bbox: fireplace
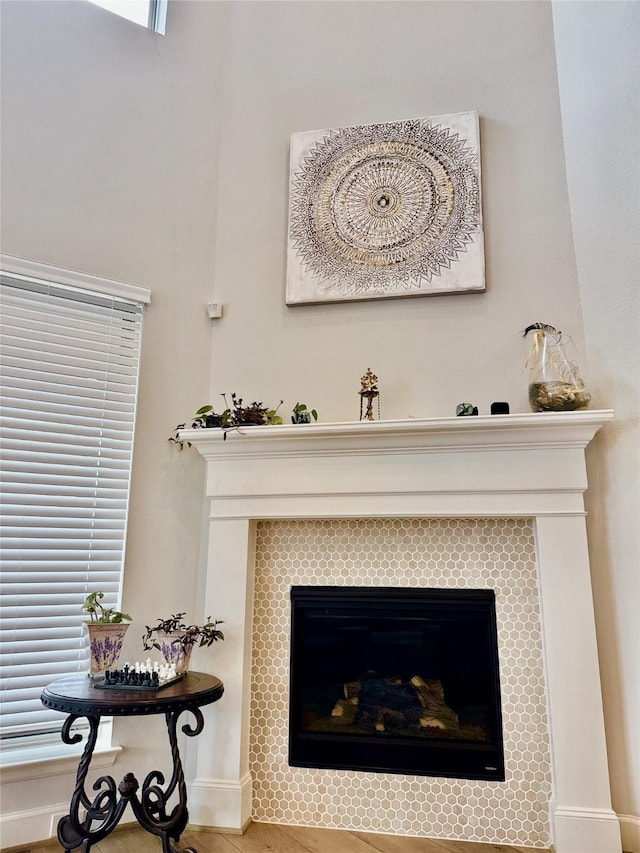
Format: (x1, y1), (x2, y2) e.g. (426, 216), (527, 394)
(289, 586), (504, 781)
(182, 411), (621, 853)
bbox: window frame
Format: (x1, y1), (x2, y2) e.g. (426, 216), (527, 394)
(149, 0), (167, 35)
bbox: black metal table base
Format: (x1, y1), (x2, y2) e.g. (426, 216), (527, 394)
(57, 707), (203, 853)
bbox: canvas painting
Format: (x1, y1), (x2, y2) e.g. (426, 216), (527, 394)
(286, 111), (485, 305)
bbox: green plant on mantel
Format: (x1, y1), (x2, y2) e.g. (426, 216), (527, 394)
(291, 402), (318, 424)
(170, 393), (318, 449)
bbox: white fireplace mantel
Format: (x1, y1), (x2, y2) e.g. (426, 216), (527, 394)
(182, 411), (622, 853)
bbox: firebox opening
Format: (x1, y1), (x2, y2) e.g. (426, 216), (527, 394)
(289, 586), (505, 782)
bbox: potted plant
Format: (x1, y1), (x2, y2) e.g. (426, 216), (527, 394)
(291, 402), (318, 424)
(169, 393), (284, 448)
(82, 591), (132, 678)
(142, 613), (224, 675)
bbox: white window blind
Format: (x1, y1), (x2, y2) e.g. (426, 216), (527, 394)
(0, 270), (145, 740)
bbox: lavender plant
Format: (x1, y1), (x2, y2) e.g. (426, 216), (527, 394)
(90, 633), (125, 670)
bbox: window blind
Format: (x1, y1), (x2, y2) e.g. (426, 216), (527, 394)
(0, 273), (144, 739)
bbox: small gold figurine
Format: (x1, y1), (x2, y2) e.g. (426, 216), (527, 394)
(359, 368), (381, 421)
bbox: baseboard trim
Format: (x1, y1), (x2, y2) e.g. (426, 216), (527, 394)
(0, 810), (138, 853)
(0, 801), (69, 850)
(1, 796), (635, 853)
(188, 773), (252, 833)
(619, 813), (640, 853)
(189, 817), (252, 836)
(552, 805), (623, 853)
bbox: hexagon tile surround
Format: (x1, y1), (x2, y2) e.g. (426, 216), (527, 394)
(250, 518), (552, 848)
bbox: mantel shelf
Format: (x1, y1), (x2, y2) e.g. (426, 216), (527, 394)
(180, 410), (614, 460)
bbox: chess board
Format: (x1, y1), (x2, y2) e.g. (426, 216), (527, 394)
(93, 668), (184, 691)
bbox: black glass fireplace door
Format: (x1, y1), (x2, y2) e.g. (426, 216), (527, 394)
(289, 586), (505, 782)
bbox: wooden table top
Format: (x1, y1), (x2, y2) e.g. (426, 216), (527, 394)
(41, 671), (224, 717)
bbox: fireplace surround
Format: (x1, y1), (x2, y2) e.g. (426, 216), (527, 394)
(181, 411), (621, 853)
(250, 516), (546, 844)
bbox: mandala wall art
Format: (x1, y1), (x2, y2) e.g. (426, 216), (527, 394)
(286, 112), (485, 305)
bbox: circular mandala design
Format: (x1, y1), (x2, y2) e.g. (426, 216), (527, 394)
(289, 119), (481, 295)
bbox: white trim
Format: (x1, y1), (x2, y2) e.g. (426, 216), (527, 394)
(0, 745), (121, 784)
(619, 813), (640, 853)
(0, 254), (151, 304)
(551, 806), (623, 853)
(0, 801), (72, 849)
(0, 718), (120, 782)
(150, 0), (167, 35)
(188, 773), (253, 833)
(179, 410), (614, 457)
(0, 745), (121, 849)
(181, 411), (614, 523)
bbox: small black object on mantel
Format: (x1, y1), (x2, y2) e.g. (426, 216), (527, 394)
(490, 402), (510, 415)
(456, 403), (478, 416)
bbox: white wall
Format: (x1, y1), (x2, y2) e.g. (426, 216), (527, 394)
(553, 3), (640, 849)
(210, 0), (584, 421)
(0, 0), (229, 844)
(0, 0), (637, 847)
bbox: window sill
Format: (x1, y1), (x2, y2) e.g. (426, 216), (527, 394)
(1, 725), (122, 783)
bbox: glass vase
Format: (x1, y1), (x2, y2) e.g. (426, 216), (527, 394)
(523, 323), (591, 412)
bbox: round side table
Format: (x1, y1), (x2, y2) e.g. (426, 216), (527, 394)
(41, 671), (224, 853)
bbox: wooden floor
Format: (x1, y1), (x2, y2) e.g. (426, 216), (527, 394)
(15, 822), (549, 853)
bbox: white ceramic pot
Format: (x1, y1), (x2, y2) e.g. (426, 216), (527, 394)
(85, 622), (129, 677)
(156, 631), (194, 675)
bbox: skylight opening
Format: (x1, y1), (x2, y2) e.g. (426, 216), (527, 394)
(86, 0), (167, 35)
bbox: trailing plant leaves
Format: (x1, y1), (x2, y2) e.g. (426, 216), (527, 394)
(170, 394), (317, 447)
(142, 613), (224, 650)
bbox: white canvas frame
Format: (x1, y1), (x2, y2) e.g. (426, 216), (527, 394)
(286, 112), (485, 305)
